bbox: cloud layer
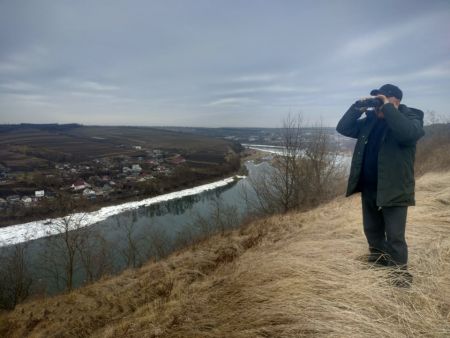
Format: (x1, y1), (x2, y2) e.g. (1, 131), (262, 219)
(1, 0), (449, 127)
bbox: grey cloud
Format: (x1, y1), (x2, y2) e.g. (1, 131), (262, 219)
(0, 0), (449, 127)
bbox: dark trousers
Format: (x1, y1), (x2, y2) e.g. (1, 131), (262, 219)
(361, 189), (408, 266)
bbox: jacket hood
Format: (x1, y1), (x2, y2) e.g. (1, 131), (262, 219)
(399, 104), (424, 119)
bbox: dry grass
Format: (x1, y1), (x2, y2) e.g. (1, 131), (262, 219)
(416, 123), (450, 175)
(1, 171), (450, 337)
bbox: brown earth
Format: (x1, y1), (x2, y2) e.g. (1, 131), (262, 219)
(0, 125), (237, 169)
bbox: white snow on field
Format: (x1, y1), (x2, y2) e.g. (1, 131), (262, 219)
(242, 143), (285, 155)
(0, 175), (245, 247)
(243, 144), (351, 166)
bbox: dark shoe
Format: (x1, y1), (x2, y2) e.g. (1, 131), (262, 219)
(367, 253), (390, 266)
(389, 270), (413, 288)
(357, 252), (389, 267)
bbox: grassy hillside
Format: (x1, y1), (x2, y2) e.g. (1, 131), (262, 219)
(1, 170), (449, 337)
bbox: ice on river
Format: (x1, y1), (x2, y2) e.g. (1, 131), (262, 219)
(0, 175), (244, 247)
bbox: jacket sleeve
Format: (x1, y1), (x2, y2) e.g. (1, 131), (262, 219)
(336, 104), (366, 139)
(381, 103), (425, 145)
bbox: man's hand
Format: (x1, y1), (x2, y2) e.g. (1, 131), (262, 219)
(375, 94), (389, 104)
(375, 94), (400, 108)
(357, 97), (373, 103)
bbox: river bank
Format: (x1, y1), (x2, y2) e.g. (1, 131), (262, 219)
(0, 164), (244, 227)
(0, 174), (245, 247)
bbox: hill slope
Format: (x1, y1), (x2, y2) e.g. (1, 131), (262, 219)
(1, 172), (450, 337)
(0, 124), (237, 170)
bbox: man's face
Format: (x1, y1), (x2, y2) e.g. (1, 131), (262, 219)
(388, 96), (401, 108)
(375, 95), (401, 118)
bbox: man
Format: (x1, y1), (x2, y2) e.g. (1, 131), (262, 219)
(336, 84), (425, 286)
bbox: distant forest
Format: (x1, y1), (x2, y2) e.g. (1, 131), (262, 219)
(0, 123), (83, 133)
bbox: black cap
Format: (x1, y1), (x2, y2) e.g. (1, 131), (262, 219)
(370, 84), (403, 100)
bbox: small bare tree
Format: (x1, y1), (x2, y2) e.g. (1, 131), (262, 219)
(172, 197), (240, 251)
(246, 113), (304, 214)
(41, 213), (89, 291)
(211, 197), (240, 235)
(114, 216), (142, 268)
(245, 114), (345, 215)
(0, 243), (33, 309)
(424, 110), (450, 125)
(173, 223), (196, 250)
(78, 230), (113, 283)
(191, 197), (240, 237)
(143, 224), (170, 260)
(299, 122), (345, 207)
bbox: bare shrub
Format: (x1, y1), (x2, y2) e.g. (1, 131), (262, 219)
(40, 214), (90, 291)
(78, 230), (113, 283)
(424, 110), (450, 126)
(246, 114), (346, 215)
(173, 225), (197, 251)
(210, 197), (240, 234)
(114, 216), (143, 268)
(240, 231), (264, 250)
(0, 244), (33, 309)
(214, 245), (239, 264)
(416, 121), (450, 175)
(154, 277), (174, 300)
(172, 197), (241, 253)
(191, 197), (240, 238)
(297, 122), (346, 208)
(143, 223), (171, 260)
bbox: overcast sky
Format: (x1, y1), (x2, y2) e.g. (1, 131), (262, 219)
(1, 0), (449, 127)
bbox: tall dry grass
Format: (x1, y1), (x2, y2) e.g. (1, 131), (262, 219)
(416, 123), (450, 175)
(1, 171), (449, 337)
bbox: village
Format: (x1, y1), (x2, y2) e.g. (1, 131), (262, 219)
(0, 146), (197, 225)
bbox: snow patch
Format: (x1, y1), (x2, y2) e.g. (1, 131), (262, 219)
(0, 175), (245, 247)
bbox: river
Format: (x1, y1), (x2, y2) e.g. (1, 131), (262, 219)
(0, 161), (268, 294)
(0, 149), (350, 295)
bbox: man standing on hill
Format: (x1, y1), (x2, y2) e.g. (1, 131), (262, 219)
(336, 84), (425, 287)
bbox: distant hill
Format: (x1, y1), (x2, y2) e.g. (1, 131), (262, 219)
(0, 124), (241, 169)
(0, 123), (83, 133)
(156, 126), (338, 146)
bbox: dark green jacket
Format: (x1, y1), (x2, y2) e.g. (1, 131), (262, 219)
(336, 103), (425, 207)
